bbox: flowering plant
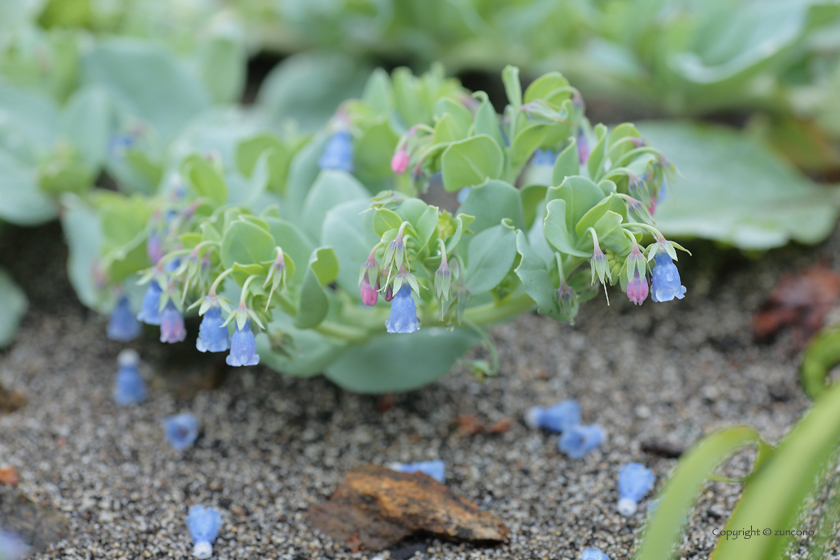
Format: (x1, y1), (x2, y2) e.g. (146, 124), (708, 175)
(78, 65), (686, 393)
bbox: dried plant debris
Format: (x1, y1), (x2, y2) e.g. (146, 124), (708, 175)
(753, 264), (840, 345)
(307, 464), (509, 551)
(0, 487), (68, 554)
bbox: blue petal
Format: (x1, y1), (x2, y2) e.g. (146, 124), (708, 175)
(581, 548), (610, 560)
(618, 462), (655, 503)
(137, 282), (163, 325)
(197, 307), (230, 353)
(650, 252), (686, 302)
(526, 400), (580, 433)
(187, 505), (222, 559)
(107, 297), (141, 341)
(163, 413), (199, 450)
(160, 302), (186, 343)
(558, 424), (605, 459)
(318, 131), (354, 172)
(114, 350), (147, 406)
(226, 320), (259, 367)
(385, 284), (419, 334)
(0, 530), (29, 560)
(389, 460), (445, 483)
(532, 149), (557, 167)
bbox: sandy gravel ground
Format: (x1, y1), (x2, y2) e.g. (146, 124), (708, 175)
(0, 224), (836, 560)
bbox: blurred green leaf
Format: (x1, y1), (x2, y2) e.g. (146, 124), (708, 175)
(257, 51), (371, 132)
(0, 267), (27, 348)
(59, 86), (111, 170)
(711, 381), (840, 560)
(0, 149), (57, 225)
(457, 179), (524, 233)
(183, 153), (228, 206)
(295, 246), (338, 329)
(636, 426), (768, 560)
(60, 194), (100, 309)
(257, 313), (348, 377)
(321, 199), (379, 297)
(643, 121), (840, 249)
(800, 325), (840, 399)
(81, 39), (210, 144)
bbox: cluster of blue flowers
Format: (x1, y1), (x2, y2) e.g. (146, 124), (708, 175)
(526, 399), (605, 459)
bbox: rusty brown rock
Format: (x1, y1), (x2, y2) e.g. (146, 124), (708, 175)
(306, 464), (509, 550)
(0, 466), (18, 487)
(0, 382), (26, 414)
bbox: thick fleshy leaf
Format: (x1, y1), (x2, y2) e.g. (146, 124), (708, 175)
(256, 51), (371, 132)
(321, 199), (379, 296)
(0, 268), (27, 348)
(458, 179), (525, 233)
(81, 39), (210, 144)
(0, 149), (57, 225)
(441, 135), (503, 192)
(642, 121), (840, 249)
(295, 247), (339, 329)
(301, 170), (370, 241)
(514, 231), (557, 317)
(324, 328), (480, 394)
(221, 219), (277, 269)
(60, 194), (101, 310)
(257, 314), (348, 377)
(464, 224), (517, 296)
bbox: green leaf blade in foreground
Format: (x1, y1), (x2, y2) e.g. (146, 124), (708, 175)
(636, 426), (767, 560)
(294, 247), (339, 330)
(0, 268), (27, 348)
(640, 121), (840, 249)
(800, 325), (840, 400)
(324, 328), (480, 394)
(710, 382), (840, 560)
(464, 224), (517, 296)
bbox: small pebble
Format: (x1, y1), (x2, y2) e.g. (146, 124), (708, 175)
(387, 460), (445, 483)
(558, 424), (605, 459)
(187, 505), (222, 558)
(617, 462), (655, 516)
(114, 349), (147, 405)
(163, 413), (200, 450)
(525, 400), (580, 432)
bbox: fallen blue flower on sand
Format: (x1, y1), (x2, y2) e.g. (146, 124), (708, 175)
(581, 548), (610, 560)
(387, 460), (445, 483)
(163, 413), (200, 450)
(187, 505), (222, 558)
(0, 530), (29, 560)
(525, 400), (580, 433)
(114, 349), (147, 405)
(558, 424), (606, 459)
(617, 462), (656, 515)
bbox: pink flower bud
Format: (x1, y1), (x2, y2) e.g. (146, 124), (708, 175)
(361, 277), (379, 306)
(626, 272), (649, 305)
(391, 148), (410, 174)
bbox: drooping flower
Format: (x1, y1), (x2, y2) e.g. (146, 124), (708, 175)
(391, 146), (410, 174)
(318, 131), (354, 172)
(160, 301), (187, 343)
(147, 231), (163, 264)
(434, 257), (452, 301)
(114, 349), (147, 405)
(558, 424), (606, 459)
(360, 276), (379, 306)
(0, 530), (28, 560)
(532, 149), (557, 167)
(650, 251), (686, 302)
(617, 462), (656, 516)
(163, 413), (199, 450)
(525, 400), (581, 433)
(196, 307), (230, 353)
(107, 296), (142, 342)
(187, 505), (222, 559)
(581, 548), (610, 560)
(137, 281), (163, 325)
(626, 272), (649, 305)
(557, 283), (578, 320)
(384, 284), (394, 302)
(226, 319), (259, 367)
(577, 128), (590, 164)
(385, 284), (419, 334)
(388, 460), (445, 483)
